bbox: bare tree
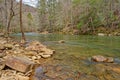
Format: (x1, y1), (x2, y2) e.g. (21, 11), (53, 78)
(20, 0), (26, 42)
(6, 0), (15, 37)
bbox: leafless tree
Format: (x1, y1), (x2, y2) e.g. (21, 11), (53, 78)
(20, 0), (26, 42)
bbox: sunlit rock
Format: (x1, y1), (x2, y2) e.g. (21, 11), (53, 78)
(32, 56), (37, 60)
(41, 54), (51, 58)
(58, 40), (65, 43)
(106, 57), (114, 63)
(4, 44), (14, 50)
(92, 55), (107, 62)
(17, 75), (29, 80)
(37, 56), (41, 60)
(98, 33), (106, 36)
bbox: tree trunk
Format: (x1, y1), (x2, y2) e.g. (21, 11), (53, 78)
(6, 0), (14, 37)
(5, 0), (8, 32)
(20, 0), (26, 42)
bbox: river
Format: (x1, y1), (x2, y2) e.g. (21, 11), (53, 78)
(12, 33), (120, 80)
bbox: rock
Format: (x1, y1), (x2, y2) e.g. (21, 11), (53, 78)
(38, 53), (44, 56)
(14, 44), (20, 47)
(25, 41), (46, 51)
(0, 41), (7, 44)
(25, 51), (37, 56)
(0, 33), (4, 37)
(98, 33), (106, 36)
(0, 45), (5, 50)
(35, 66), (45, 76)
(108, 34), (112, 36)
(37, 56), (41, 60)
(4, 44), (13, 49)
(58, 40), (65, 43)
(32, 56), (37, 60)
(0, 58), (5, 70)
(106, 57), (114, 63)
(0, 50), (3, 53)
(0, 53), (6, 58)
(116, 33), (120, 36)
(92, 55), (107, 62)
(41, 31), (49, 34)
(44, 49), (55, 55)
(17, 75), (29, 80)
(111, 66), (120, 73)
(6, 56), (35, 73)
(73, 29), (80, 35)
(41, 54), (51, 58)
(34, 66), (46, 80)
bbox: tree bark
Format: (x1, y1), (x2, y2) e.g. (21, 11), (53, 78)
(20, 0), (26, 42)
(6, 0), (15, 37)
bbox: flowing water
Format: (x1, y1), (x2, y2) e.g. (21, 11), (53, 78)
(12, 33), (120, 80)
(13, 33), (120, 57)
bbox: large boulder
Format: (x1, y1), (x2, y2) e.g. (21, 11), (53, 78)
(6, 56), (35, 73)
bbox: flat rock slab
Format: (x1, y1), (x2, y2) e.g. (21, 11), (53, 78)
(6, 56), (35, 73)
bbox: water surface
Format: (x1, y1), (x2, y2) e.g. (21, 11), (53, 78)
(13, 33), (120, 58)
(13, 33), (120, 78)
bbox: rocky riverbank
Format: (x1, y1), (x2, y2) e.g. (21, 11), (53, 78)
(0, 37), (54, 80)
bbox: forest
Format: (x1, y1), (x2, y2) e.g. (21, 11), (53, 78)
(0, 0), (120, 36)
(0, 0), (120, 80)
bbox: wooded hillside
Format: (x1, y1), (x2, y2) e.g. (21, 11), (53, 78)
(0, 0), (120, 35)
(0, 0), (38, 33)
